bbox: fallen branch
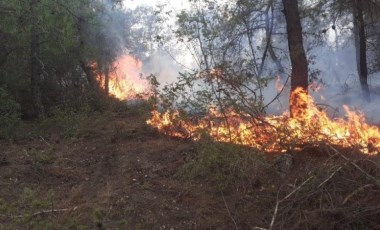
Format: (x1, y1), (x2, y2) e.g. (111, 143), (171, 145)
(281, 176), (314, 202)
(342, 184), (374, 205)
(0, 206), (78, 219)
(221, 190), (239, 230)
(325, 144), (380, 187)
(318, 166), (343, 188)
(40, 136), (51, 146)
(268, 195), (279, 230)
(268, 175), (314, 230)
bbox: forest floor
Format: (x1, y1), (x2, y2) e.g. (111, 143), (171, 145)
(1, 105), (380, 229)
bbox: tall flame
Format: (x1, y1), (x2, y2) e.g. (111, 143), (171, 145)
(96, 55), (150, 100)
(147, 88), (380, 154)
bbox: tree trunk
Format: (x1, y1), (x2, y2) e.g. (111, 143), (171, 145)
(77, 17), (101, 92)
(352, 0), (370, 101)
(79, 60), (97, 85)
(30, 0), (44, 118)
(104, 64), (110, 96)
(264, 3), (286, 80)
(282, 0), (308, 117)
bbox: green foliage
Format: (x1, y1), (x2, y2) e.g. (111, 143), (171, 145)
(178, 138), (268, 189)
(0, 188), (58, 229)
(0, 0), (159, 118)
(28, 147), (54, 171)
(0, 87), (20, 140)
(155, 0), (279, 117)
(0, 187), (89, 228)
(44, 106), (92, 138)
(92, 208), (105, 229)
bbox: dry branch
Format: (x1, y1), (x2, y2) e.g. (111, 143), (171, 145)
(0, 206), (78, 219)
(221, 190), (239, 230)
(268, 175), (314, 229)
(325, 144), (380, 187)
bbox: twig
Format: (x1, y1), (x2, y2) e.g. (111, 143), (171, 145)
(281, 176), (314, 202)
(40, 136), (51, 146)
(0, 206), (78, 219)
(268, 175), (314, 229)
(342, 184), (374, 205)
(325, 144), (380, 187)
(221, 190), (239, 230)
(269, 195), (279, 230)
(318, 166), (343, 188)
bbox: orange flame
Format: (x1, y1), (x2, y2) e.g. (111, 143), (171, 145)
(96, 55), (150, 100)
(147, 87), (380, 154)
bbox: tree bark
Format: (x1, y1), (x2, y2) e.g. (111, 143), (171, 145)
(104, 64), (110, 96)
(30, 0), (44, 118)
(352, 0), (370, 101)
(282, 0), (308, 117)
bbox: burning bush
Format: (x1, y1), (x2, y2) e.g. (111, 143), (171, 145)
(147, 88), (380, 155)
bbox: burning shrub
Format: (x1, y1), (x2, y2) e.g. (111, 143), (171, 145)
(147, 88), (380, 155)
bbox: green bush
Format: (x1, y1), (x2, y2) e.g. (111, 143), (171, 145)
(178, 138), (268, 189)
(0, 87), (20, 140)
(48, 106), (91, 138)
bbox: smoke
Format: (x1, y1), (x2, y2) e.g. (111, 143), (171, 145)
(311, 42), (380, 124)
(101, 0), (380, 124)
(142, 49), (184, 86)
(263, 39), (380, 123)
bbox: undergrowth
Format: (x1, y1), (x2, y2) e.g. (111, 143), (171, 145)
(177, 137), (269, 189)
(0, 188), (79, 229)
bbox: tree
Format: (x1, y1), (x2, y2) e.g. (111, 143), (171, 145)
(0, 0), (150, 117)
(282, 0), (308, 116)
(30, 0), (45, 118)
(352, 0), (370, 101)
(309, 0), (379, 102)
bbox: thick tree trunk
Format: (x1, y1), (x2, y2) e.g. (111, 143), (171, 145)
(30, 0), (44, 118)
(352, 0), (370, 101)
(282, 0), (308, 117)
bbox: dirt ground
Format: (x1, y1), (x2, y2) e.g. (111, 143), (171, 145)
(1, 108), (380, 229)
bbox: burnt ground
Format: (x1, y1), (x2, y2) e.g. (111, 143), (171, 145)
(1, 107), (380, 229)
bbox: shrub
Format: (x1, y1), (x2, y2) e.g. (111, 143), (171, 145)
(47, 106), (91, 138)
(178, 138), (268, 189)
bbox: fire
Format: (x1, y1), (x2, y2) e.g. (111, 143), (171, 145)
(147, 88), (380, 154)
(96, 55), (150, 100)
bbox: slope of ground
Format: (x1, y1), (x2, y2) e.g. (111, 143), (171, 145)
(1, 106), (380, 229)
